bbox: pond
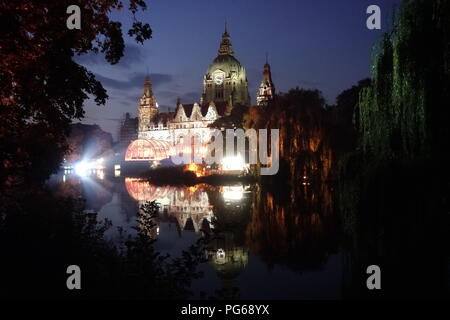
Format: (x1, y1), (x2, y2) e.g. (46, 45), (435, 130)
(48, 169), (344, 299)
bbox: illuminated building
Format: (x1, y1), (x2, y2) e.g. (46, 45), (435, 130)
(125, 26), (274, 161)
(201, 23), (250, 107)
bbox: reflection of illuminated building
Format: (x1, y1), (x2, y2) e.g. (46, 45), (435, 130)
(204, 185), (252, 298)
(124, 178), (213, 234)
(125, 178), (252, 298)
(124, 178), (173, 201)
(207, 240), (248, 279)
(206, 233), (249, 299)
(222, 185), (244, 202)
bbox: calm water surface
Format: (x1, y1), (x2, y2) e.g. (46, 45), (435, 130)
(49, 170), (344, 299)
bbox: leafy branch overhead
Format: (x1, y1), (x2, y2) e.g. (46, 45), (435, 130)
(0, 0), (152, 183)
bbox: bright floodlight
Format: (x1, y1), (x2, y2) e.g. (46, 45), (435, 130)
(222, 155), (245, 171)
(74, 161), (90, 177)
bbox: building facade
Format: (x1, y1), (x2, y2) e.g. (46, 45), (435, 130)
(256, 59), (275, 106)
(118, 112), (138, 147)
(125, 26), (275, 161)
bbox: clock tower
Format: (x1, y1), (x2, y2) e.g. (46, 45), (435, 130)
(202, 24), (250, 107)
(138, 76), (158, 131)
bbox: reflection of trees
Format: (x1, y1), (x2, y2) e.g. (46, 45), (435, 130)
(51, 175), (82, 199)
(0, 189), (206, 299)
(243, 88), (341, 272)
(246, 182), (340, 272)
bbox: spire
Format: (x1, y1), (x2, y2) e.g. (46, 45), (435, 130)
(257, 58), (275, 106)
(218, 24), (233, 56)
(143, 76), (152, 98)
(263, 53), (272, 80)
(138, 74), (158, 132)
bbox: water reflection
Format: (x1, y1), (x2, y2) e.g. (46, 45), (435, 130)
(49, 171), (343, 299)
(247, 183), (340, 271)
(125, 178), (214, 234)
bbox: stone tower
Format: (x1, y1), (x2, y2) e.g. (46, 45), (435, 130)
(138, 76), (158, 131)
(202, 24), (250, 107)
(256, 57), (275, 106)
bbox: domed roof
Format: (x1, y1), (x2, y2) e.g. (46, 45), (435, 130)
(206, 54), (244, 76)
(125, 139), (173, 161)
(206, 25), (245, 77)
(202, 26), (250, 106)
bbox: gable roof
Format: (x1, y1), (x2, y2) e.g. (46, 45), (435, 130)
(202, 101), (228, 117)
(180, 104), (194, 118)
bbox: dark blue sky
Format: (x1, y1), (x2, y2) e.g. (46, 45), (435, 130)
(79, 0), (400, 139)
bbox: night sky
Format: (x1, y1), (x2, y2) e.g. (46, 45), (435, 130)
(78, 0), (400, 139)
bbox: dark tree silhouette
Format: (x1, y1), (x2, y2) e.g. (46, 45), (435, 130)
(0, 0), (152, 184)
(339, 0), (450, 299)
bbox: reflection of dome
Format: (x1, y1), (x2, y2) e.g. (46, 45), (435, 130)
(206, 234), (249, 280)
(125, 139), (173, 161)
(125, 178), (172, 201)
(210, 247), (248, 280)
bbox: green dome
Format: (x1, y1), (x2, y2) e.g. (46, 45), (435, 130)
(206, 55), (244, 77)
(202, 27), (250, 106)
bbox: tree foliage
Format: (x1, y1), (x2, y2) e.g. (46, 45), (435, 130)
(0, 0), (152, 184)
(244, 89), (338, 190)
(338, 1), (450, 295)
(0, 190), (205, 299)
(357, 0), (450, 162)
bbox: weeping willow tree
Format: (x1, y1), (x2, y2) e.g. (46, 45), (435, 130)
(341, 0), (450, 232)
(358, 0), (450, 163)
(339, 0), (450, 298)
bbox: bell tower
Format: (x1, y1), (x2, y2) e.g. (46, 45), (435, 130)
(138, 76), (158, 131)
(256, 55), (275, 106)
